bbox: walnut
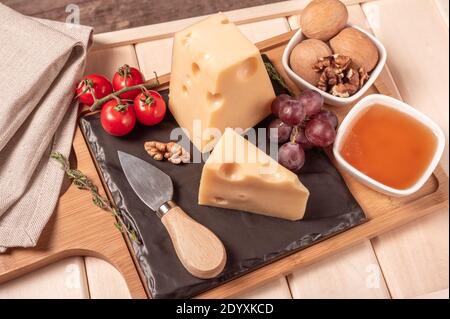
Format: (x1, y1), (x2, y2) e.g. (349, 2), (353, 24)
(314, 54), (351, 74)
(313, 56), (332, 72)
(313, 54), (369, 97)
(344, 67), (360, 96)
(317, 67), (336, 91)
(317, 74), (327, 91)
(333, 54), (352, 72)
(358, 67), (369, 88)
(144, 141), (190, 164)
(331, 83), (350, 98)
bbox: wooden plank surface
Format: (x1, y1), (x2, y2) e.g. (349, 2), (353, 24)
(238, 17), (291, 42)
(372, 212), (449, 298)
(84, 257), (131, 299)
(361, 0), (450, 299)
(288, 242), (390, 299)
(234, 277), (292, 299)
(91, 0), (373, 49)
(414, 288), (449, 299)
(2, 0), (286, 34)
(85, 45), (139, 80)
(135, 38), (173, 79)
(434, 0), (449, 28)
(0, 257), (89, 299)
(3, 0), (374, 36)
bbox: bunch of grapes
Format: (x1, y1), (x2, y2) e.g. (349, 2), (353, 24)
(268, 90), (338, 172)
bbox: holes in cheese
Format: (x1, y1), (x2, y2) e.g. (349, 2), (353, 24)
(192, 62), (200, 76)
(219, 163), (243, 181)
(182, 85), (188, 94)
(169, 13), (276, 153)
(237, 57), (258, 80)
(207, 92), (224, 110)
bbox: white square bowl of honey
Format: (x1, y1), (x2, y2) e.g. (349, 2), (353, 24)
(333, 94), (445, 197)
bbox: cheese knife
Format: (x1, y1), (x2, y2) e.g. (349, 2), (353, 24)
(118, 151), (227, 279)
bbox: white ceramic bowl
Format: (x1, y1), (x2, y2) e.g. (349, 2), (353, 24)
(282, 24), (387, 106)
(333, 94), (445, 197)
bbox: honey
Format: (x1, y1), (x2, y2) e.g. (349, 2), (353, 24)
(341, 104), (437, 190)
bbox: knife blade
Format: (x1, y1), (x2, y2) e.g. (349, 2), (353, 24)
(118, 151), (227, 279)
(118, 151), (173, 212)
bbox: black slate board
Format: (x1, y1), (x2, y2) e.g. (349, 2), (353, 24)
(79, 58), (367, 299)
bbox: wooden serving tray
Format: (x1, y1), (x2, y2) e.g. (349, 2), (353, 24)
(0, 20), (448, 299)
(95, 31), (449, 298)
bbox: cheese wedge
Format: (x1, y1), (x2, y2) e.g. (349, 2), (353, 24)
(169, 13), (275, 153)
(198, 129), (310, 221)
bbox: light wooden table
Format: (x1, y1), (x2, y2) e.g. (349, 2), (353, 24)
(0, 0), (448, 299)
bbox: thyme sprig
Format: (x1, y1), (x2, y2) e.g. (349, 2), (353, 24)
(264, 62), (294, 97)
(51, 152), (141, 244)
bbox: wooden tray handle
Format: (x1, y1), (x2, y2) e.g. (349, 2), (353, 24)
(161, 205), (227, 279)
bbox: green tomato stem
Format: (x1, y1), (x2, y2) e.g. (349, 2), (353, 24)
(89, 73), (160, 112)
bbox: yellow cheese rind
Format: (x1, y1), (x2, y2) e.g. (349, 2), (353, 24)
(169, 13), (275, 153)
(198, 129), (310, 221)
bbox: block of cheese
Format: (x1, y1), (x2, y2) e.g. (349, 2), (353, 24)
(169, 13), (275, 153)
(198, 129), (310, 221)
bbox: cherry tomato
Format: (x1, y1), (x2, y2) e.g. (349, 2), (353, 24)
(100, 100), (136, 136)
(133, 90), (167, 126)
(112, 64), (145, 100)
(76, 74), (113, 106)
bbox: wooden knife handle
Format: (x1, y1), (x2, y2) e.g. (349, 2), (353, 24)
(160, 205), (227, 279)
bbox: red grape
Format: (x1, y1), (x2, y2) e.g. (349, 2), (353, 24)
(271, 94), (292, 116)
(278, 142), (306, 172)
(268, 118), (292, 143)
(312, 110), (338, 129)
(305, 118), (336, 147)
(298, 89), (324, 117)
(293, 128), (314, 149)
(279, 100), (305, 126)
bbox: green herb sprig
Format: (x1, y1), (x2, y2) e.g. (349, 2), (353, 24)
(51, 152), (141, 244)
(264, 62), (295, 97)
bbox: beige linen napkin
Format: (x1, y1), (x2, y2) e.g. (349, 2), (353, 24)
(0, 4), (93, 252)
